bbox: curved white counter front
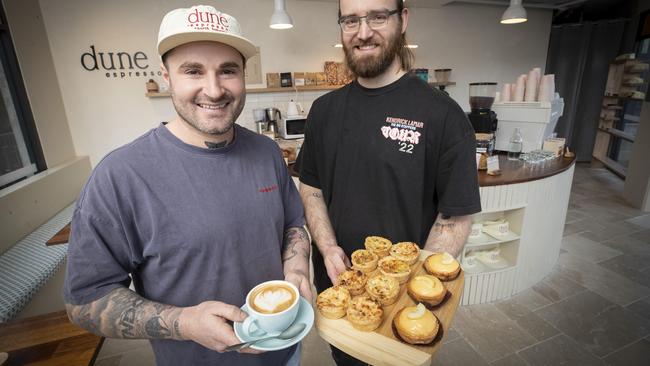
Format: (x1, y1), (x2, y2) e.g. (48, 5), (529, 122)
(460, 155), (575, 305)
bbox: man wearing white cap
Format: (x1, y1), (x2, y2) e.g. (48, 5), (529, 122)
(63, 5), (310, 365)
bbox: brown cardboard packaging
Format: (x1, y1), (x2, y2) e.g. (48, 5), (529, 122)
(266, 73), (280, 88)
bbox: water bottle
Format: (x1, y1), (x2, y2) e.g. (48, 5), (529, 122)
(507, 128), (523, 161)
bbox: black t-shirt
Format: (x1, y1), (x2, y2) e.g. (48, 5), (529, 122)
(299, 74), (481, 290)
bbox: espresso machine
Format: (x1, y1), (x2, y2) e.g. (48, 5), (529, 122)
(467, 82), (498, 156)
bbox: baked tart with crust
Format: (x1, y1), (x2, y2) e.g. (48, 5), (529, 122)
(336, 269), (368, 296)
(393, 303), (439, 344)
(347, 296), (383, 331)
(365, 274), (400, 306)
(364, 236), (393, 258)
(390, 242), (421, 265)
(378, 256), (411, 284)
(424, 252), (461, 281)
(316, 286), (351, 319)
(351, 249), (379, 273)
(407, 275), (447, 307)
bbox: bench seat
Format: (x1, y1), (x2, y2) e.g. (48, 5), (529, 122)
(0, 204), (74, 323)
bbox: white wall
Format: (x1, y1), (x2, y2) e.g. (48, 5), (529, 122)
(38, 0), (551, 167)
(1, 0), (91, 250)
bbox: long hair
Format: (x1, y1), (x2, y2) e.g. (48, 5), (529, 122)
(338, 0), (414, 72)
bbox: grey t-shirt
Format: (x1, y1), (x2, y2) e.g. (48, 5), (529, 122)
(64, 123), (304, 365)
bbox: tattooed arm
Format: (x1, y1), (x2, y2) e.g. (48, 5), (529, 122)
(282, 226), (312, 302)
(299, 183), (350, 285)
(65, 287), (259, 353)
(423, 213), (472, 257)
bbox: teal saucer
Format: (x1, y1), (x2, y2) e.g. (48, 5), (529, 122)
(234, 297), (314, 351)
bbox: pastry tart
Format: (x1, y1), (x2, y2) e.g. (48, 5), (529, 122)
(365, 274), (400, 306)
(389, 242), (421, 265)
(351, 249), (379, 273)
(316, 286), (351, 319)
(377, 257), (411, 284)
(424, 252), (461, 281)
(364, 236), (393, 258)
(407, 275), (447, 307)
(393, 303), (439, 344)
(346, 296), (383, 331)
(336, 269), (368, 296)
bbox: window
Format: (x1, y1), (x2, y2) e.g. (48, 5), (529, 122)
(0, 6), (45, 189)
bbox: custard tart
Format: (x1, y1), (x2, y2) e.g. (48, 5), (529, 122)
(393, 303), (439, 344)
(389, 242), (421, 265)
(346, 296), (383, 331)
(407, 275), (447, 307)
(364, 236), (393, 258)
(378, 256), (411, 284)
(316, 286), (351, 319)
(351, 249), (379, 273)
(365, 274), (400, 306)
(424, 252), (461, 281)
(336, 269), (368, 296)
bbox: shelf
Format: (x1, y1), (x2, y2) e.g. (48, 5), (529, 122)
(145, 91), (169, 98)
(592, 155), (627, 178)
(464, 263), (517, 277)
(603, 94), (645, 101)
(146, 81), (456, 98)
(466, 231), (520, 247)
(476, 204), (527, 214)
(145, 84), (341, 98)
(428, 81), (456, 87)
(598, 127), (635, 142)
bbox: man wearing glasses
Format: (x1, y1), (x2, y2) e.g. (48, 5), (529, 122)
(298, 0), (481, 364)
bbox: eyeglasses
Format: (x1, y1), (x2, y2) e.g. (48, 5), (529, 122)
(338, 9), (400, 33)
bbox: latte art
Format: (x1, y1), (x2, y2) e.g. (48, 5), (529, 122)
(249, 284), (297, 314)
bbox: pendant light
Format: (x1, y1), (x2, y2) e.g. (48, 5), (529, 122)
(270, 0), (293, 29)
(501, 0), (527, 24)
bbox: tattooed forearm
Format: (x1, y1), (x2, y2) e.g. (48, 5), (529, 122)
(66, 287), (184, 340)
(424, 214), (472, 257)
(282, 226), (311, 278)
(300, 184), (339, 252)
(283, 227), (310, 262)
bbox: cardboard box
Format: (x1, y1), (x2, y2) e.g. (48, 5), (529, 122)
(324, 61), (338, 85)
(280, 72), (293, 87)
(305, 72), (318, 86)
(336, 62), (353, 85)
(266, 73), (280, 88)
(316, 72), (327, 85)
(294, 72), (305, 86)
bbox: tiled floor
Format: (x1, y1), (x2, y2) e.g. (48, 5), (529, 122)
(95, 164), (650, 366)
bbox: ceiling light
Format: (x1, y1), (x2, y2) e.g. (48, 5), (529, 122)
(333, 43), (343, 48)
(501, 0), (527, 24)
(270, 0), (293, 29)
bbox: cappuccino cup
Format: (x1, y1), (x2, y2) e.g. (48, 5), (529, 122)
(243, 280), (300, 337)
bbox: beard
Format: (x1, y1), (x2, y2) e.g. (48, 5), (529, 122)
(343, 27), (403, 78)
(171, 91), (245, 136)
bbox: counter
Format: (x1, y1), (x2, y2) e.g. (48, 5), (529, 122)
(290, 153), (576, 305)
(464, 153), (575, 304)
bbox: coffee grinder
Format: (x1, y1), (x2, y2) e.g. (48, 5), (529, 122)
(467, 82), (498, 156)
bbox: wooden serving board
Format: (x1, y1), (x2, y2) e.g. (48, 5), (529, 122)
(315, 250), (464, 366)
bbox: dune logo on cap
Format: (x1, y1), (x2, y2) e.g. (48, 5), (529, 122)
(187, 8), (230, 32)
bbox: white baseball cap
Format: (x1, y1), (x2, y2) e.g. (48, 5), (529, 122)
(157, 5), (257, 60)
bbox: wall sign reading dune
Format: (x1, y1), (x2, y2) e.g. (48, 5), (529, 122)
(80, 45), (162, 79)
